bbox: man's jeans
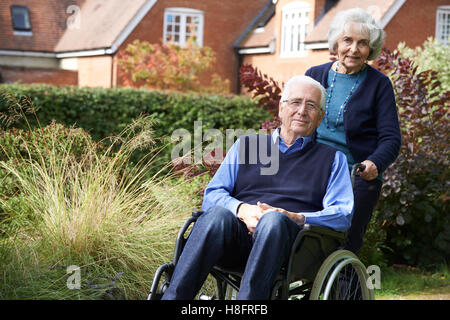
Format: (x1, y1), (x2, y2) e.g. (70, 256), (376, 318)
(161, 205), (301, 300)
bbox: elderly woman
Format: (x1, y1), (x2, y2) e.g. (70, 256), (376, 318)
(305, 8), (401, 254)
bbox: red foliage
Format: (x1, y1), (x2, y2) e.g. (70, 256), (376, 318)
(239, 64), (283, 129)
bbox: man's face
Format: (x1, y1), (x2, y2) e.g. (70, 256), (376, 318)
(278, 82), (324, 140)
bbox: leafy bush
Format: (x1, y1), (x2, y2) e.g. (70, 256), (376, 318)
(0, 85), (270, 138)
(376, 48), (450, 268)
(239, 64), (282, 130)
(118, 39), (230, 93)
(397, 37), (450, 95)
(0, 84), (272, 171)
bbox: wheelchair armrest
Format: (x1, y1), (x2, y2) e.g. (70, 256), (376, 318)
(289, 224), (346, 262)
(192, 210), (204, 218)
(172, 210), (204, 264)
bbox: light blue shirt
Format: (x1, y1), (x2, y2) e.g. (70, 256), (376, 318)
(202, 129), (354, 232)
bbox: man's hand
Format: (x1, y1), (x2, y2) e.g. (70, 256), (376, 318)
(257, 202), (305, 226)
(237, 203), (264, 234)
(359, 160), (378, 181)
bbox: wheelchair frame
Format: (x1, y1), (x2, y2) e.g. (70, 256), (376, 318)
(148, 163), (374, 300)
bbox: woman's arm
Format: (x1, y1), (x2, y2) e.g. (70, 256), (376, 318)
(366, 77), (401, 174)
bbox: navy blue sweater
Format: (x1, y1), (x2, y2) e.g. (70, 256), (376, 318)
(306, 62), (401, 173)
(232, 134), (337, 213)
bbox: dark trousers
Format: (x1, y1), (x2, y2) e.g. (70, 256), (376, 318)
(345, 176), (383, 254)
(161, 206), (301, 300)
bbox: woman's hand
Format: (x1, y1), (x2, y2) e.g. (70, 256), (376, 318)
(359, 160), (379, 181)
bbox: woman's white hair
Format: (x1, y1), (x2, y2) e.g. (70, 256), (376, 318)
(327, 8), (386, 61)
(281, 75), (326, 110)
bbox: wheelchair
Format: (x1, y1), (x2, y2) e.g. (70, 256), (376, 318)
(148, 163), (374, 300)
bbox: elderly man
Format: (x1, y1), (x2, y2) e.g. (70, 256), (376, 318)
(162, 75), (354, 300)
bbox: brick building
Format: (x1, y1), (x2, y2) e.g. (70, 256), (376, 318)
(236, 0), (450, 85)
(0, 0), (268, 91)
(0, 0), (449, 91)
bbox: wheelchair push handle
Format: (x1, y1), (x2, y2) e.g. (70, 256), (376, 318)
(350, 163), (366, 188)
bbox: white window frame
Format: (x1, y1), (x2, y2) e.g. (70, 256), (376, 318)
(280, 1), (310, 58)
(436, 6), (450, 45)
(163, 8), (204, 47)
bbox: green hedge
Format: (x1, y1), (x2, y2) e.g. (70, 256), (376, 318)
(0, 84), (272, 169)
(0, 84), (271, 140)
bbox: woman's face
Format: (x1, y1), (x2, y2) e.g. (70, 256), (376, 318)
(335, 23), (371, 74)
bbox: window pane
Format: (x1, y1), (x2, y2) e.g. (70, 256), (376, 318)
(436, 8), (450, 45)
(281, 5), (310, 55)
(164, 9), (203, 47)
(290, 26), (294, 51)
(11, 6), (31, 30)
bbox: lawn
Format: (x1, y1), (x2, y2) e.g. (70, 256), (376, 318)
(375, 265), (450, 300)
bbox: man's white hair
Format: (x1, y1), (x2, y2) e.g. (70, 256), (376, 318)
(327, 7), (386, 61)
(280, 75), (326, 110)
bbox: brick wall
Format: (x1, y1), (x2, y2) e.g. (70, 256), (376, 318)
(0, 0), (79, 51)
(0, 66), (78, 85)
(383, 0), (448, 50)
(114, 0), (268, 92)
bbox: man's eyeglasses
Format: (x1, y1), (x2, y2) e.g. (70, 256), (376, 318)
(282, 99), (321, 112)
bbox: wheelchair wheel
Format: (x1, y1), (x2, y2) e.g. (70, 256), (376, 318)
(310, 250), (374, 300)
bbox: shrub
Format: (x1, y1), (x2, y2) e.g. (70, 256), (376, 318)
(239, 64), (282, 130)
(0, 84), (272, 173)
(376, 48), (450, 268)
(118, 39), (230, 93)
(397, 37), (450, 95)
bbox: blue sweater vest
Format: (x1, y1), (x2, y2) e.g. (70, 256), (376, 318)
(231, 134), (337, 213)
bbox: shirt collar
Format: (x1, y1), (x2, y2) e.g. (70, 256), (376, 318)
(272, 128), (313, 153)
